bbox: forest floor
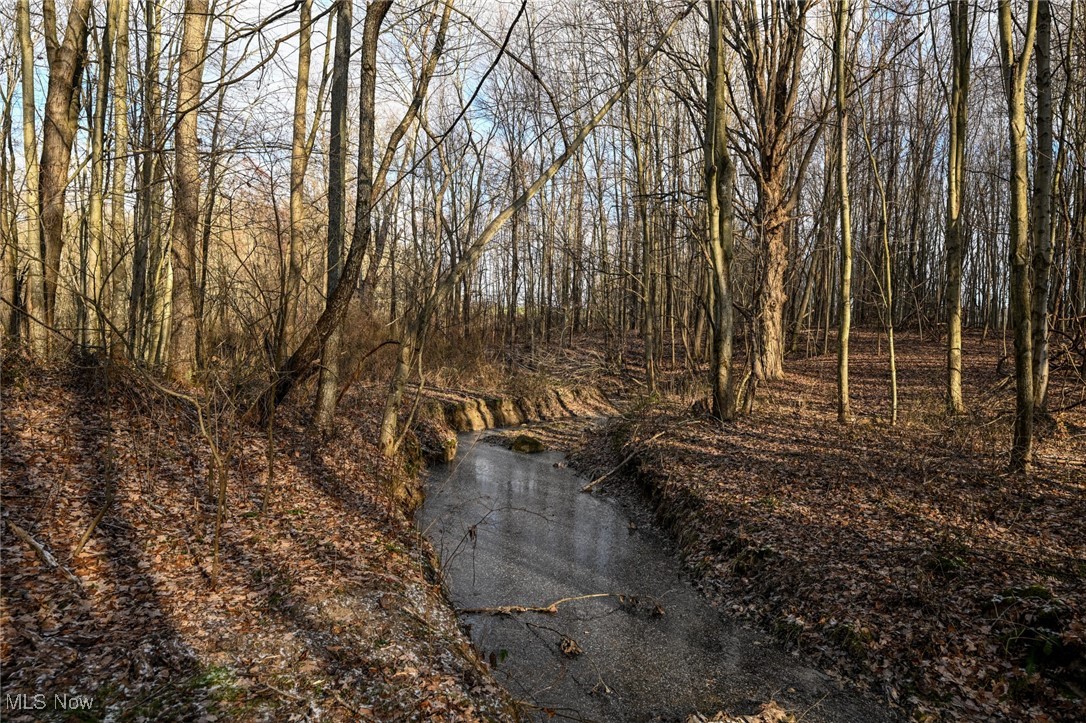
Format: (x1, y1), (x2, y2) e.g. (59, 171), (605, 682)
(3, 329), (1082, 722)
(570, 330), (1085, 722)
(0, 356), (514, 721)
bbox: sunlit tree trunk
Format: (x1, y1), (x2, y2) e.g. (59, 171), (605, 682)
(704, 0), (736, 421)
(945, 0), (971, 414)
(1029, 0), (1054, 411)
(997, 0), (1038, 471)
(834, 0), (852, 424)
(108, 0), (130, 355)
(281, 0), (313, 368)
(16, 0), (45, 354)
(167, 0), (210, 381)
(87, 2), (114, 348)
(314, 0), (354, 434)
(39, 0), (93, 349)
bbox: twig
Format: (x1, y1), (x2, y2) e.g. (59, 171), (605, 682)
(7, 521), (83, 588)
(459, 593), (615, 616)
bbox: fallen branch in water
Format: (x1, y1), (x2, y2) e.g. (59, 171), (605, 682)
(459, 593), (614, 615)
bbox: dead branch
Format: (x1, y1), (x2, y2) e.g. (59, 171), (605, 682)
(7, 521), (82, 588)
(459, 593), (615, 616)
(577, 425), (668, 492)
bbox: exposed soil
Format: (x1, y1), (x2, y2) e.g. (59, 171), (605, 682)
(571, 331), (1085, 721)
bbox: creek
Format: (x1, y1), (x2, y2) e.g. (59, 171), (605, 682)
(418, 432), (893, 722)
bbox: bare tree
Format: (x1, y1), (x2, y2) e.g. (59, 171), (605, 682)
(945, 0), (972, 414)
(39, 0), (93, 350)
(834, 0), (853, 424)
(704, 0), (736, 421)
(167, 0), (211, 380)
(997, 0), (1038, 471)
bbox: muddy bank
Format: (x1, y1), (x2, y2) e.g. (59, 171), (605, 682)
(412, 385), (615, 464)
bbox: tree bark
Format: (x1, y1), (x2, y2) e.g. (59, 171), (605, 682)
(945, 0), (971, 414)
(39, 0), (93, 348)
(834, 0), (852, 424)
(314, 0), (355, 434)
(16, 0), (45, 354)
(108, 0), (130, 355)
(704, 0), (736, 421)
(997, 0), (1038, 471)
(1029, 0), (1054, 411)
(167, 0), (210, 381)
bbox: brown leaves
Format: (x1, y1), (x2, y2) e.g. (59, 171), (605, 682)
(584, 332), (1085, 722)
(559, 636), (583, 657)
(1, 366), (512, 721)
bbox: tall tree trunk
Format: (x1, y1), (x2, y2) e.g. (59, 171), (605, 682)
(834, 0), (852, 424)
(16, 0), (45, 354)
(108, 0), (130, 355)
(1, 76), (15, 342)
(278, 0), (312, 370)
(167, 0), (210, 381)
(314, 0), (356, 434)
(87, 2), (114, 348)
(945, 0), (971, 414)
(1029, 0), (1054, 411)
(997, 0), (1038, 471)
(39, 0), (93, 349)
(705, 0), (736, 421)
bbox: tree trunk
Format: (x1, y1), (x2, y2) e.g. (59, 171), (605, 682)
(705, 0), (736, 421)
(1029, 0), (1053, 411)
(108, 0), (130, 355)
(167, 0), (210, 381)
(16, 0), (45, 354)
(997, 0), (1038, 471)
(314, 0), (352, 434)
(39, 0), (93, 348)
(834, 0), (852, 424)
(87, 2), (114, 348)
(945, 0), (971, 414)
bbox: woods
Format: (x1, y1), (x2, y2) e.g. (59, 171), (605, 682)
(1, 0), (1084, 720)
(3, 0), (1082, 463)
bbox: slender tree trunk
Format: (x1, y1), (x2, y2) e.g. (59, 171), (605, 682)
(16, 0), (45, 354)
(1, 79), (15, 342)
(87, 3), (114, 348)
(945, 0), (971, 414)
(108, 0), (130, 355)
(997, 0), (1038, 471)
(315, 0), (356, 434)
(167, 0), (210, 381)
(1029, 0), (1054, 411)
(834, 0), (852, 424)
(39, 0), (93, 348)
(705, 0), (736, 421)
(278, 0), (312, 370)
